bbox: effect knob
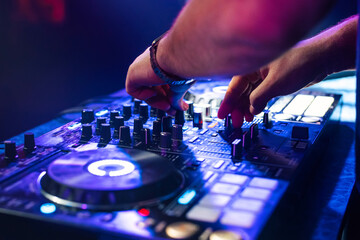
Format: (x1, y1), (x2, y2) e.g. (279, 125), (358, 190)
(119, 126), (131, 145)
(95, 117), (107, 135)
(81, 109), (95, 124)
(100, 123), (111, 143)
(263, 111), (272, 129)
(122, 104), (132, 121)
(141, 128), (151, 147)
(162, 116), (173, 133)
(81, 124), (93, 141)
(193, 111), (203, 129)
(133, 99), (142, 114)
(172, 124), (183, 149)
(24, 132), (36, 152)
(133, 118), (143, 140)
(175, 110), (185, 126)
(139, 103), (149, 123)
(113, 116), (124, 139)
(231, 139), (242, 159)
(109, 110), (120, 127)
(4, 141), (18, 162)
(250, 123), (259, 139)
(152, 120), (162, 142)
(157, 109), (166, 120)
(150, 107), (157, 117)
(186, 101), (194, 118)
(159, 132), (172, 149)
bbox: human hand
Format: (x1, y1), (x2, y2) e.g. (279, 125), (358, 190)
(218, 41), (327, 127)
(126, 48), (192, 114)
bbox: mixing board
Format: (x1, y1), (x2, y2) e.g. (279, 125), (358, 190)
(0, 80), (341, 240)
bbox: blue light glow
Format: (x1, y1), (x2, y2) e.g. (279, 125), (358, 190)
(40, 203), (56, 214)
(95, 110), (109, 116)
(67, 122), (82, 130)
(178, 189), (196, 205)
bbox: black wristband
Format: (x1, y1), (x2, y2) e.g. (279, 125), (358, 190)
(149, 33), (195, 86)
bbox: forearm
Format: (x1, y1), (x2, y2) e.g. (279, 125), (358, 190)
(157, 0), (334, 78)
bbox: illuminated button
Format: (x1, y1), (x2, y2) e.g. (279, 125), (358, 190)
(220, 210), (256, 228)
(40, 203), (56, 214)
(137, 218), (156, 228)
(241, 187), (271, 200)
(273, 113), (294, 121)
(87, 159), (135, 177)
(213, 160), (224, 169)
(189, 136), (199, 143)
(186, 205), (222, 223)
(208, 121), (219, 128)
(210, 230), (243, 240)
(199, 194), (231, 207)
(203, 171), (214, 181)
(200, 129), (208, 135)
(211, 183), (240, 195)
(197, 158), (206, 162)
(178, 190), (197, 205)
(304, 96), (334, 117)
(165, 222), (199, 239)
(232, 198), (264, 212)
(138, 208), (150, 217)
(249, 177), (279, 190)
(220, 174), (249, 185)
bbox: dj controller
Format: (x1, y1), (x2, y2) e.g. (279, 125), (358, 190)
(0, 80), (341, 240)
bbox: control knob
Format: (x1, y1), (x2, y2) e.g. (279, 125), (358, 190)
(81, 109), (95, 124)
(109, 110), (120, 127)
(4, 141), (18, 162)
(139, 103), (149, 123)
(81, 124), (93, 141)
(122, 104), (132, 121)
(95, 117), (107, 135)
(119, 126), (131, 145)
(133, 99), (142, 114)
(231, 139), (242, 159)
(162, 116), (173, 133)
(159, 132), (172, 149)
(193, 111), (203, 129)
(133, 118), (143, 140)
(152, 120), (162, 142)
(113, 116), (124, 139)
(24, 132), (36, 152)
(263, 111), (272, 129)
(175, 110), (185, 126)
(100, 123), (111, 143)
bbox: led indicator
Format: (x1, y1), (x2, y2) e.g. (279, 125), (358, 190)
(95, 109), (109, 117)
(178, 190), (196, 205)
(40, 203), (56, 214)
(87, 159), (135, 177)
(138, 208), (150, 217)
(67, 122), (81, 130)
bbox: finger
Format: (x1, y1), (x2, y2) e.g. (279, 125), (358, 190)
(218, 75), (252, 119)
(249, 74), (280, 115)
(145, 94), (171, 111)
(231, 108), (245, 128)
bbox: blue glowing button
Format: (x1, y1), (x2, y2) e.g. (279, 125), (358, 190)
(95, 109), (109, 117)
(178, 190), (197, 205)
(40, 203), (56, 214)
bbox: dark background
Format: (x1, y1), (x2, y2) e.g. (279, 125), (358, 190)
(0, 0), (357, 141)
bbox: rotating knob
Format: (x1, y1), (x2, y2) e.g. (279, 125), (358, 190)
(4, 141), (17, 162)
(231, 139), (242, 159)
(141, 128), (151, 147)
(175, 110), (185, 126)
(157, 109), (166, 120)
(100, 123), (111, 143)
(193, 111), (203, 129)
(133, 118), (143, 140)
(24, 132), (36, 152)
(96, 117), (107, 135)
(186, 101), (194, 118)
(139, 103), (149, 123)
(172, 124), (183, 149)
(162, 116), (173, 133)
(152, 120), (162, 142)
(133, 99), (142, 114)
(109, 110), (120, 127)
(150, 107), (157, 117)
(119, 126), (131, 145)
(113, 116), (124, 139)
(81, 109), (95, 124)
(250, 123), (259, 139)
(122, 104), (132, 121)
(159, 132), (172, 149)
(81, 124), (93, 141)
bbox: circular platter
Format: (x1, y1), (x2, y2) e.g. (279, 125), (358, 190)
(38, 148), (185, 210)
